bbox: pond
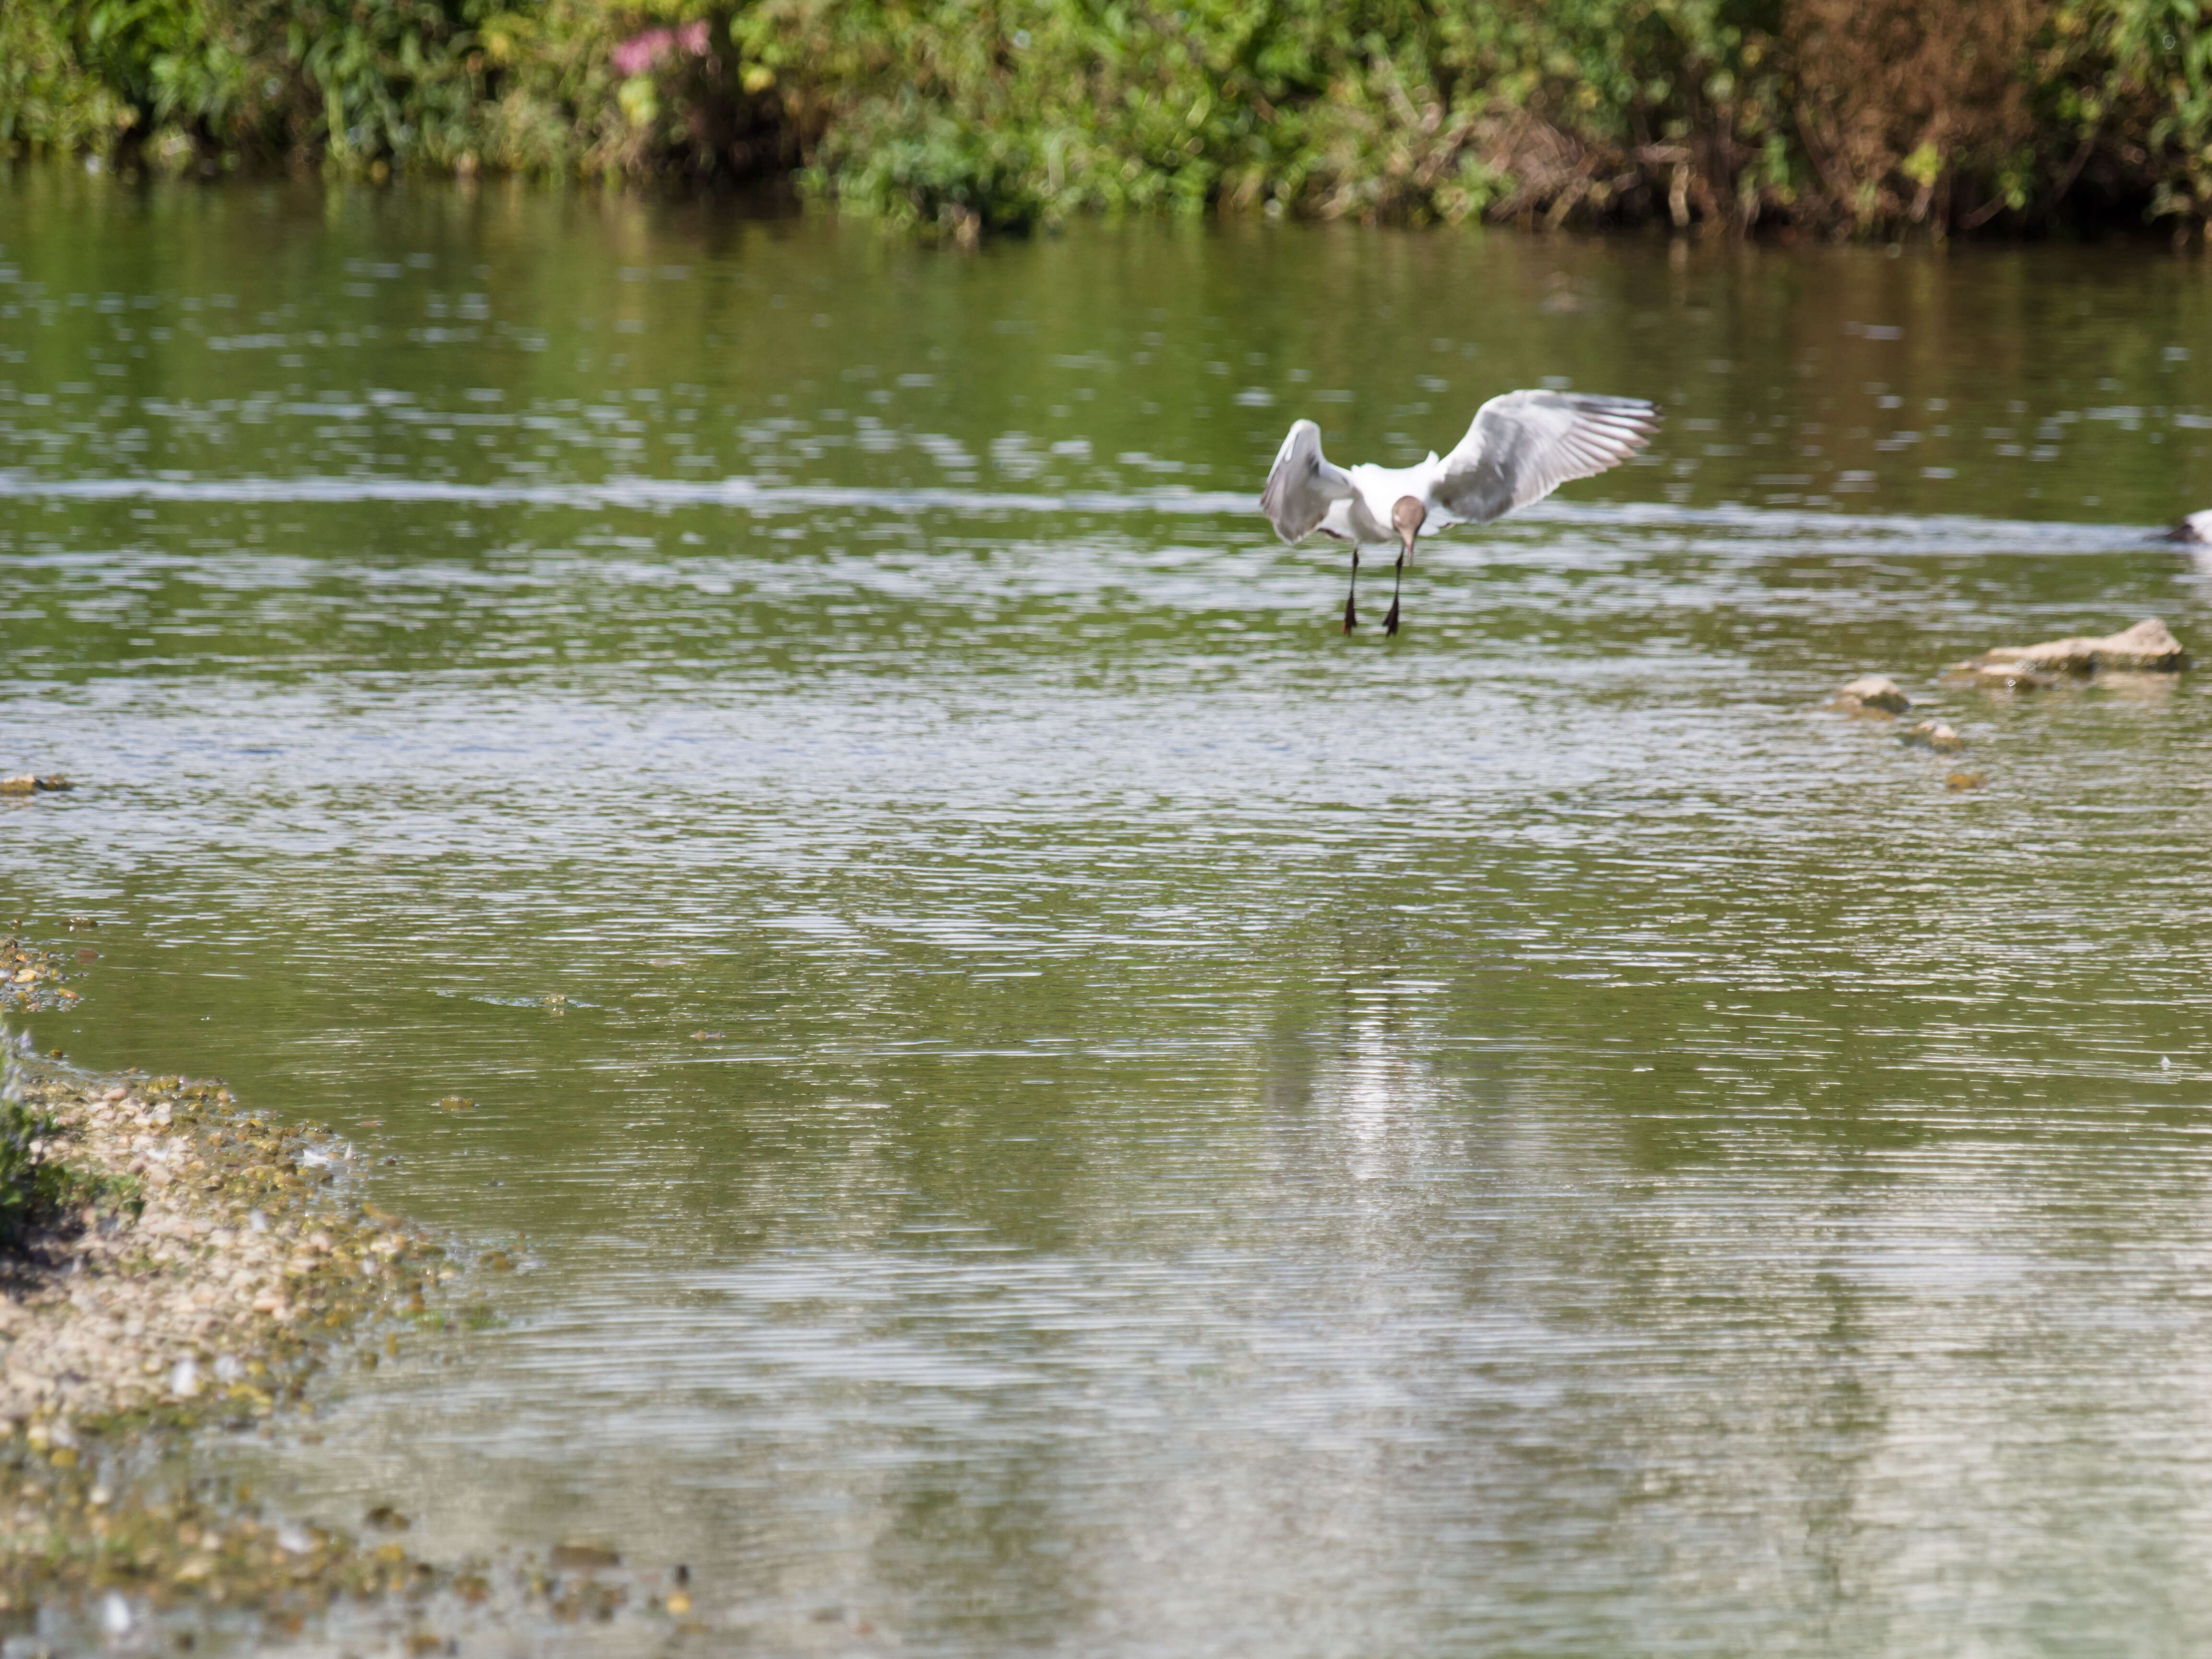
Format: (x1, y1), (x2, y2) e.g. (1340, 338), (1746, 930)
(5, 167), (2212, 1653)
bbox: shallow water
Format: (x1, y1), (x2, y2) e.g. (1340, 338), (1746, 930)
(6, 168), (2212, 1654)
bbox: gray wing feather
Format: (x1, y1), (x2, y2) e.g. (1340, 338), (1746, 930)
(1434, 391), (1659, 524)
(1260, 419), (1355, 542)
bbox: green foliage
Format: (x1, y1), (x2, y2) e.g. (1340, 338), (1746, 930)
(0, 1040), (144, 1250)
(68, 0), (243, 131)
(2042, 0), (2212, 218)
(728, 0), (1769, 229)
(0, 1046), (71, 1251)
(0, 0), (131, 152)
(3, 0), (2212, 236)
(2, 0), (761, 177)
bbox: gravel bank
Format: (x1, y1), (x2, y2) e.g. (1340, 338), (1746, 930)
(0, 928), (479, 1641)
(1, 1061), (440, 1436)
(0, 945), (703, 1653)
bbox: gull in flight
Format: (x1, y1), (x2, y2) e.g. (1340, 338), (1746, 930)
(1260, 389), (1660, 634)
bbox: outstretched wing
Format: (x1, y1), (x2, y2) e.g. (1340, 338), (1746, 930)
(1433, 391), (1659, 525)
(1260, 419), (1355, 542)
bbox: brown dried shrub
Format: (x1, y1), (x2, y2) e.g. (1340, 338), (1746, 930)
(1789, 0), (2051, 231)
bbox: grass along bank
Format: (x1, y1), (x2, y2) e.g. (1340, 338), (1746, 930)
(4, 0), (2212, 241)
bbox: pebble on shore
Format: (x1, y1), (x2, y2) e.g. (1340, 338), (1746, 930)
(1, 938), (84, 1016)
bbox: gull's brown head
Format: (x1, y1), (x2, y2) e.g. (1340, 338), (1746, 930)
(1391, 496), (1426, 555)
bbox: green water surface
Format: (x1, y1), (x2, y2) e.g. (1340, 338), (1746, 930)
(5, 168), (2212, 1655)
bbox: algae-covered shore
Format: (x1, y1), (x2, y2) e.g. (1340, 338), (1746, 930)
(0, 939), (692, 1652)
(1, 1066), (433, 1437)
(1, 920), (452, 1642)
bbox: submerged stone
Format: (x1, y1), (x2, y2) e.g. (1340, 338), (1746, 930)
(551, 1542), (622, 1571)
(1835, 675), (1911, 715)
(1902, 721), (1966, 754)
(1972, 617), (2189, 675)
(1971, 663), (2055, 691)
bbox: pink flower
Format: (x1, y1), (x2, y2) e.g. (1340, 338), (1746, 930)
(612, 22), (712, 76)
(613, 28), (672, 75)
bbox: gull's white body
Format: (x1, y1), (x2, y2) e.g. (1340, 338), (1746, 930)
(1313, 459), (1458, 548)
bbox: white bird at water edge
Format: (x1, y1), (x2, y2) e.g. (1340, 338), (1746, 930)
(1260, 389), (1660, 635)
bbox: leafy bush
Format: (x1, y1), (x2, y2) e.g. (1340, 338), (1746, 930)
(4, 0), (2212, 237)
(0, 0), (131, 153)
(729, 0), (2212, 235)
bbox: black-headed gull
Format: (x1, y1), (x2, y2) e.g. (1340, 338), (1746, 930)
(1261, 389), (1659, 634)
(2164, 510), (2212, 543)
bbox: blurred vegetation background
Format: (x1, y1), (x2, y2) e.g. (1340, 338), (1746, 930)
(3, 0), (2211, 241)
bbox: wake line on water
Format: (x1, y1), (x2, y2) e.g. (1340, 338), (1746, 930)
(0, 470), (2170, 549)
(0, 470), (1211, 517)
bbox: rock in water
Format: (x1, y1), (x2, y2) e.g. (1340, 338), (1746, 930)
(1835, 675), (1911, 715)
(551, 1542), (622, 1571)
(1973, 618), (2190, 674)
(1962, 661), (2056, 692)
(1903, 721), (1966, 754)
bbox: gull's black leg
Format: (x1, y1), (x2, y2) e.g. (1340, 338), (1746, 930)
(1342, 548), (1360, 634)
(1382, 553), (1404, 636)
